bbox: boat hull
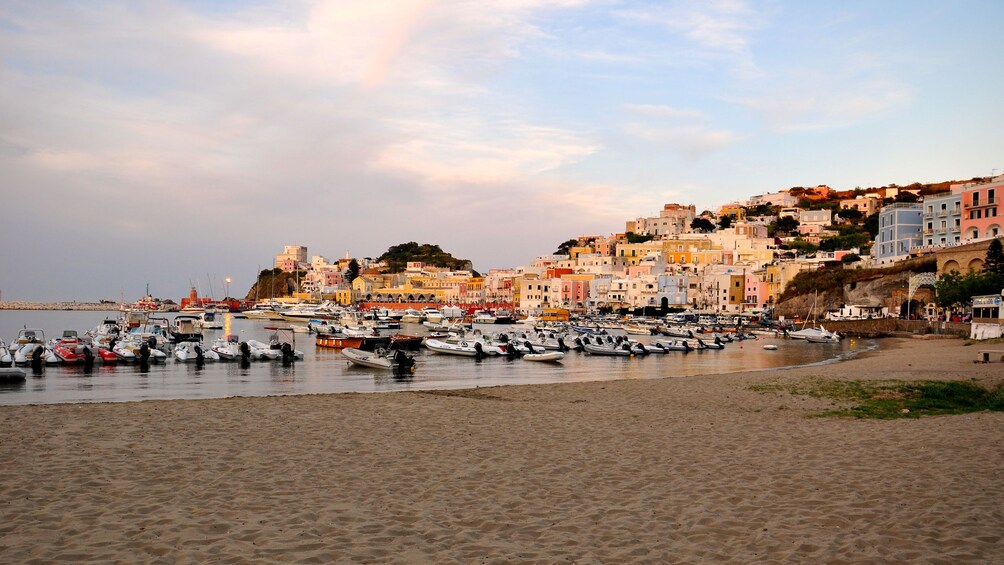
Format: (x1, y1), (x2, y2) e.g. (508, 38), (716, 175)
(316, 334), (364, 349)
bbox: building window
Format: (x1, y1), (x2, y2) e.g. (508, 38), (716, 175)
(973, 193), (981, 206)
(990, 189), (996, 204)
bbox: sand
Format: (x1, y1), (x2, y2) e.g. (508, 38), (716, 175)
(1, 338), (1001, 563)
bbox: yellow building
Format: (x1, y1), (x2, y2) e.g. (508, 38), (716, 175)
(615, 242), (665, 266)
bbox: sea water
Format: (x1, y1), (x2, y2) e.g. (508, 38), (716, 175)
(0, 310), (863, 405)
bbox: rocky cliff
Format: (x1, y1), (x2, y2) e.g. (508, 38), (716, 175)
(774, 268), (936, 320)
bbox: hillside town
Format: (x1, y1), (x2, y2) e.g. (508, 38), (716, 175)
(250, 175), (1004, 323)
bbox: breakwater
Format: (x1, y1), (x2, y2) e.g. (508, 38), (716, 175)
(0, 302), (120, 311)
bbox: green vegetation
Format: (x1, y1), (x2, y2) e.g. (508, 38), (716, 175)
(690, 218), (715, 233)
(779, 256), (936, 301)
(934, 239), (1004, 307)
(935, 269), (1004, 308)
(785, 238), (818, 255)
(770, 215), (799, 237)
(555, 238), (579, 255)
(625, 231), (656, 244)
(346, 259), (360, 284)
(840, 253), (861, 264)
(818, 224), (870, 252)
(377, 242), (472, 273)
(750, 379), (1004, 419)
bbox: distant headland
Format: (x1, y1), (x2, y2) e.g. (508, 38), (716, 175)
(0, 301), (120, 311)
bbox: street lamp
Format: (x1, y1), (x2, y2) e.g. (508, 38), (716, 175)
(225, 277), (232, 300)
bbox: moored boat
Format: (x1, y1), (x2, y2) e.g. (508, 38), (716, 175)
(342, 348), (416, 372)
(316, 333), (364, 349)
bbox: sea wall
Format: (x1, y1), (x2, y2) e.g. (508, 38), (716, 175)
(804, 318), (970, 338)
(0, 302), (119, 311)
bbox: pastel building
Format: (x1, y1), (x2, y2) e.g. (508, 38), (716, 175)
(657, 274), (692, 306)
(840, 195), (880, 217)
(921, 193), (962, 248)
(627, 203), (696, 237)
(274, 245), (308, 272)
(960, 176), (1004, 241)
(874, 203), (923, 265)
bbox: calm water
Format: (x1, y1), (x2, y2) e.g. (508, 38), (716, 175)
(0, 310), (868, 405)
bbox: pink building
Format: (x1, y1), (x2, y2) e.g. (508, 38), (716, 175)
(559, 278), (591, 308)
(961, 177), (1004, 240)
(744, 274), (770, 311)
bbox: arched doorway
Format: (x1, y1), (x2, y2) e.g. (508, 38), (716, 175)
(900, 299), (922, 319)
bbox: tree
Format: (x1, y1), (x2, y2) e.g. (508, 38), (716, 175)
(895, 191), (919, 203)
(985, 238), (1004, 276)
(346, 259), (360, 284)
(837, 207), (863, 222)
(786, 238), (818, 255)
(841, 253), (861, 263)
(691, 218), (715, 233)
(864, 212), (880, 238)
(626, 232), (655, 244)
(773, 215), (799, 236)
(934, 270), (1004, 309)
(719, 215), (733, 229)
(554, 239), (578, 255)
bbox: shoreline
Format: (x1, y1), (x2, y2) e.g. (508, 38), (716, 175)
(1, 338), (1001, 562)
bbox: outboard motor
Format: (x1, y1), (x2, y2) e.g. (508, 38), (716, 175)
(82, 345), (95, 367)
(31, 345), (44, 371)
(636, 343), (647, 355)
(148, 336), (158, 350)
(526, 342), (536, 355)
(393, 349), (414, 372)
(473, 342), (485, 361)
(714, 336), (723, 347)
(139, 343), (151, 362)
(505, 342), (518, 360)
(557, 337), (568, 352)
(194, 344), (205, 363)
(281, 342), (294, 364)
(239, 341), (251, 362)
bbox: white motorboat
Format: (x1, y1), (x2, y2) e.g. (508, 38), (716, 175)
(424, 338), (499, 358)
(582, 341), (634, 356)
(198, 311), (224, 330)
(174, 341), (219, 362)
(787, 326), (840, 342)
(246, 340), (281, 360)
(211, 335), (242, 360)
(9, 329), (59, 365)
(472, 311), (496, 324)
(695, 338), (725, 350)
(651, 339), (694, 353)
(422, 308), (443, 324)
(522, 351), (565, 362)
(113, 337), (168, 363)
(342, 348), (416, 372)
(400, 309), (424, 324)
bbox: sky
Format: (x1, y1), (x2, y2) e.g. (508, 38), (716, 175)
(2, 0), (1003, 302)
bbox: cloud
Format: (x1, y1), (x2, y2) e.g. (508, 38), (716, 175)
(740, 73), (912, 132)
(622, 103), (738, 159)
(616, 0), (763, 76)
(0, 0), (627, 300)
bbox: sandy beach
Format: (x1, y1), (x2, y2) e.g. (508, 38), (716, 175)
(1, 338), (1001, 563)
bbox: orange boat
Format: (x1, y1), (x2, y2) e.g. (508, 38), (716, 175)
(315, 333), (364, 349)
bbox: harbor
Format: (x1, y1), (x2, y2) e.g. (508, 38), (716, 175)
(0, 309), (858, 405)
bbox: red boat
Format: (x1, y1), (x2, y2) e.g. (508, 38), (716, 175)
(316, 333), (363, 349)
(52, 331), (117, 364)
